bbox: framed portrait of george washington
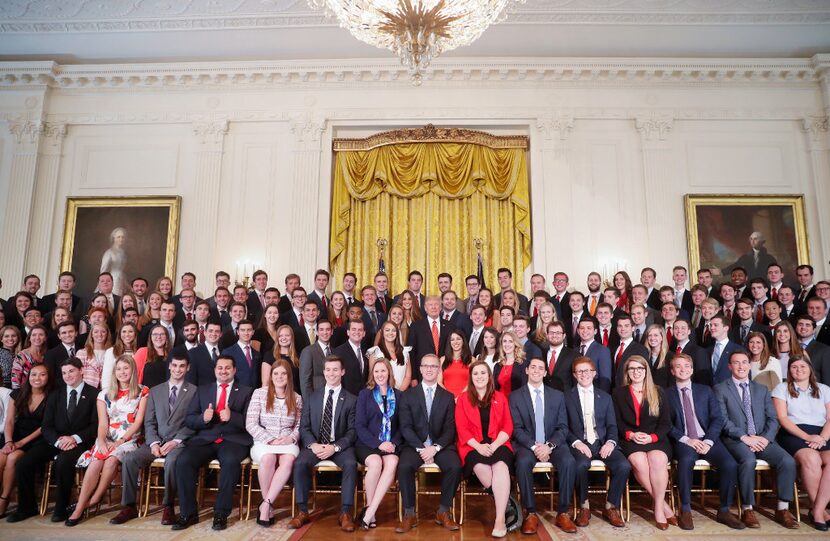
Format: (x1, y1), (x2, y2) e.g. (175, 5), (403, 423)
(684, 194), (809, 281)
(60, 196), (181, 297)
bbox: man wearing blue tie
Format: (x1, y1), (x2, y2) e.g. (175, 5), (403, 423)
(705, 315), (744, 386)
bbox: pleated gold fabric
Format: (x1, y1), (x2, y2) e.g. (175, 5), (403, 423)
(330, 141), (531, 294)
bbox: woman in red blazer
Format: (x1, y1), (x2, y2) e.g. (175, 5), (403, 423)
(455, 360), (514, 538)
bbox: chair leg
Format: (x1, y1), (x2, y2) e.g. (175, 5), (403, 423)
(459, 480), (465, 525)
(39, 462), (52, 516)
(793, 482), (800, 523)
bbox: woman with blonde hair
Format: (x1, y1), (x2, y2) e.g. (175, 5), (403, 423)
(102, 323), (138, 390)
(493, 330), (526, 395)
(262, 325), (301, 394)
(532, 301), (557, 347)
(137, 291), (163, 331)
(77, 323), (112, 389)
(612, 355), (675, 529)
(0, 326), (22, 388)
(747, 331), (782, 391)
(67, 355), (148, 526)
(355, 358), (402, 529)
(644, 324), (673, 387)
(154, 277), (174, 300)
(246, 358), (303, 526)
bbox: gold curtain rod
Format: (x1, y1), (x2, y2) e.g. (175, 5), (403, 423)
(333, 124), (529, 151)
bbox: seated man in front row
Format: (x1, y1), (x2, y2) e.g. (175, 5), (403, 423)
(565, 356), (629, 528)
(714, 350), (798, 530)
(396, 353), (462, 533)
(289, 355), (359, 532)
(667, 353), (743, 530)
(510, 356), (577, 534)
(172, 355), (254, 531)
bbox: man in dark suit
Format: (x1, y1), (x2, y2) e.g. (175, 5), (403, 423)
(140, 300), (181, 347)
(694, 297), (721, 348)
(173, 288), (198, 329)
(289, 356), (358, 532)
(697, 268), (722, 305)
(172, 356), (254, 531)
(220, 319), (260, 389)
(209, 287), (233, 328)
(510, 356), (578, 534)
(795, 314), (830, 385)
(565, 356), (628, 528)
(564, 291), (588, 347)
(575, 319), (612, 392)
(493, 267), (530, 314)
(332, 319), (368, 396)
(359, 286), (385, 341)
(460, 274), (481, 316)
(440, 290), (472, 339)
(393, 270), (426, 311)
(640, 267), (661, 310)
(671, 266), (695, 315)
(610, 314), (649, 387)
(543, 321), (578, 392)
(372, 272), (394, 314)
(41, 271), (82, 316)
(729, 298), (770, 347)
(84, 271), (121, 316)
(715, 350), (798, 529)
(408, 296), (455, 383)
(671, 319), (711, 385)
(245, 270), (270, 325)
(594, 303), (619, 352)
(278, 273), (301, 314)
(187, 321), (224, 386)
(468, 305), (487, 357)
(667, 354), (743, 530)
(512, 316), (543, 361)
(806, 297), (830, 347)
(705, 315), (745, 386)
(169, 272), (200, 311)
(307, 269), (331, 313)
(395, 353), (462, 533)
(278, 286), (307, 332)
(43, 321), (79, 379)
(299, 319), (334, 398)
(8, 357), (98, 523)
(218, 302), (247, 350)
(551, 272), (571, 320)
(629, 303), (652, 343)
(115, 353), (196, 525)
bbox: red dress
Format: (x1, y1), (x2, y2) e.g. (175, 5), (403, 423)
(442, 359), (469, 398)
(496, 363), (514, 395)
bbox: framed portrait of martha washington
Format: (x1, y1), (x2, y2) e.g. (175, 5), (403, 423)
(684, 194), (809, 281)
(60, 196), (181, 297)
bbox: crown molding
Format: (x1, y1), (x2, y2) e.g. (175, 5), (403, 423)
(1, 0), (828, 33)
(0, 57), (824, 91)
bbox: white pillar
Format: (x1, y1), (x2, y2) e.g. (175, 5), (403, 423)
(635, 117), (683, 278)
(802, 115), (830, 276)
(0, 121), (45, 290)
(25, 122), (67, 281)
(288, 114), (326, 283)
(191, 120), (229, 284)
(534, 115), (574, 278)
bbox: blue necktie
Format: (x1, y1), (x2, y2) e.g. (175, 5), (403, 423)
(534, 389), (545, 444)
(711, 342), (722, 372)
(425, 386), (434, 446)
(741, 383), (757, 436)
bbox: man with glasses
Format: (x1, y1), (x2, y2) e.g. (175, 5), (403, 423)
(565, 356), (628, 528)
(279, 286), (308, 332)
(396, 353), (461, 533)
(174, 289), (198, 329)
(543, 321), (578, 392)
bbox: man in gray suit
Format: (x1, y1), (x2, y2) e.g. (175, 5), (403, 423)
(714, 350), (798, 530)
(299, 318), (333, 397)
(111, 352), (196, 525)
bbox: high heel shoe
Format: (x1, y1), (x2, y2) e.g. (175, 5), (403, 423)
(666, 514), (679, 527)
(0, 495), (9, 518)
(256, 500), (274, 527)
(655, 521), (669, 530)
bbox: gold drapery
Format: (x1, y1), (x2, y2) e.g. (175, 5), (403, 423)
(330, 128), (531, 295)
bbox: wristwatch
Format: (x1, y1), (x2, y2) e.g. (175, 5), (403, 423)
(334, 444), (341, 453)
(434, 444), (442, 452)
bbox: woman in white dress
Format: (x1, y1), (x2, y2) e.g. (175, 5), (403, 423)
(366, 320), (411, 390)
(100, 227), (128, 297)
(747, 331), (782, 391)
(245, 358), (302, 527)
(476, 327), (500, 373)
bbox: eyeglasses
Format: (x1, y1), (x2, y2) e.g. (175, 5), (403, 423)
(573, 369), (595, 375)
(627, 367), (646, 373)
(421, 365), (440, 370)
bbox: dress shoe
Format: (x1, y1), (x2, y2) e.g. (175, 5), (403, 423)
(666, 514), (679, 527)
(110, 505), (138, 525)
(339, 512), (355, 532)
(741, 509), (760, 529)
(161, 505), (176, 526)
(809, 512), (829, 531)
(556, 512), (578, 533)
(521, 512), (539, 534)
(7, 509), (38, 523)
(677, 511), (694, 530)
(212, 513), (228, 531)
(716, 510), (745, 530)
(775, 509), (798, 529)
(491, 528), (507, 538)
(575, 507), (590, 527)
(288, 511), (310, 529)
(435, 511), (461, 531)
(655, 521), (669, 530)
(604, 507), (625, 527)
(171, 514), (198, 530)
(256, 499), (273, 527)
(395, 515), (419, 533)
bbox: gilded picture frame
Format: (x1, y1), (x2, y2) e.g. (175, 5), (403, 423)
(684, 194), (809, 281)
(60, 196), (181, 297)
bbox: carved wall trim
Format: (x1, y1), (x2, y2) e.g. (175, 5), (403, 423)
(333, 124), (529, 150)
(0, 58), (824, 91)
(635, 117), (674, 141)
(536, 116), (574, 141)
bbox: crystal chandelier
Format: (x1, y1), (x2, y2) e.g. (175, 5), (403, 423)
(308, 0), (523, 85)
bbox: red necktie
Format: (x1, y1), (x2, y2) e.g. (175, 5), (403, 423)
(322, 296), (328, 310)
(431, 320), (440, 354)
(756, 306), (763, 323)
(771, 287), (777, 300)
(214, 383), (228, 443)
(676, 345), (682, 355)
(548, 348), (557, 374)
(186, 312), (193, 321)
(703, 323), (710, 341)
(666, 326), (673, 344)
(198, 326), (205, 344)
(244, 345), (253, 368)
(724, 307), (731, 321)
(602, 328), (609, 347)
(616, 343), (624, 365)
(533, 307), (538, 317)
(299, 313), (305, 327)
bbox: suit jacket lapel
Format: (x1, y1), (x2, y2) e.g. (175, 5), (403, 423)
(522, 387), (535, 434)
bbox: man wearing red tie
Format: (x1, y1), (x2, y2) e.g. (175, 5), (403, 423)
(220, 320), (260, 388)
(766, 264), (785, 301)
(407, 296), (454, 386)
(308, 269), (330, 313)
(611, 314), (649, 387)
(543, 321), (578, 392)
(748, 278), (770, 324)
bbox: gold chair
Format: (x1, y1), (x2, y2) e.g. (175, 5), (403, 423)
(196, 458), (250, 518)
(139, 457), (166, 517)
(625, 462), (675, 521)
(736, 459), (800, 523)
(309, 460), (359, 512)
(244, 460), (294, 520)
(571, 459), (630, 522)
(395, 463), (457, 521)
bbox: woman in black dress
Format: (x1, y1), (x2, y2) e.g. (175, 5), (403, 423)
(612, 355), (675, 530)
(0, 364), (51, 516)
(644, 324), (673, 388)
(252, 303), (280, 354)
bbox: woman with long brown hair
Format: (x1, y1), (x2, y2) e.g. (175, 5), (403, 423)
(477, 288), (499, 330)
(438, 329), (472, 398)
(11, 325), (47, 389)
(386, 305), (407, 345)
(245, 358), (302, 527)
(253, 303), (280, 353)
(367, 320), (412, 390)
(154, 276), (174, 300)
(747, 331), (782, 391)
(614, 271), (634, 313)
(770, 320), (803, 378)
(327, 291), (348, 328)
(399, 290), (423, 328)
(134, 324), (171, 387)
(455, 361), (514, 537)
(262, 325), (301, 395)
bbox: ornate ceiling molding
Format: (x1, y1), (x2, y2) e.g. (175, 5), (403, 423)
(0, 57), (823, 91)
(1, 1), (828, 33)
(333, 124), (529, 151)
